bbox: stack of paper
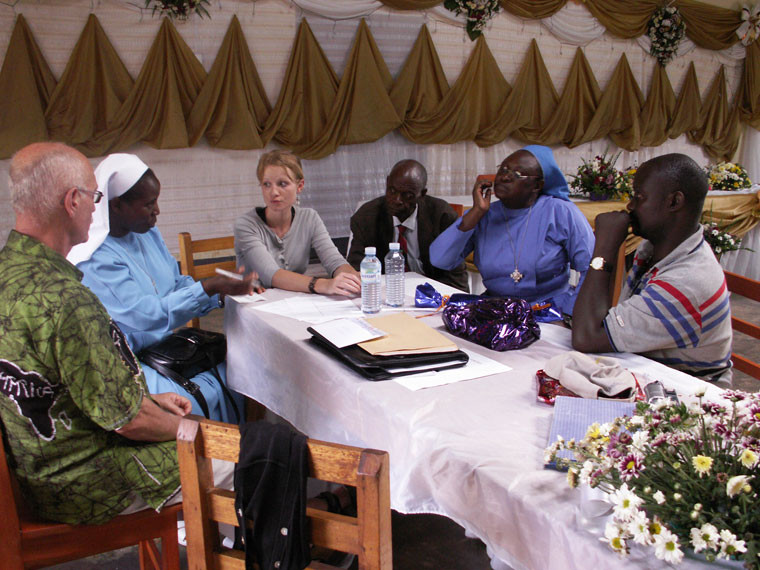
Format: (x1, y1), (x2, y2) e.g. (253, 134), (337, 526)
(358, 312), (458, 356)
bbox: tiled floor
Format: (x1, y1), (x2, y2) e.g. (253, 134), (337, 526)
(50, 293), (758, 569)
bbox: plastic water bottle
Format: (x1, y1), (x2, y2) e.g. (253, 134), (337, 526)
(360, 246), (382, 314)
(384, 242), (405, 307)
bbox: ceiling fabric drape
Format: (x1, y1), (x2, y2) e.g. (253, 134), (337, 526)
(187, 15), (270, 149)
(0, 3), (753, 162)
(0, 14), (56, 158)
(45, 14), (133, 147)
(293, 19), (401, 159)
(260, 19), (338, 150)
(81, 18), (207, 155)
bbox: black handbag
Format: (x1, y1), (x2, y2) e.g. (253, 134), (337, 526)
(138, 328), (239, 421)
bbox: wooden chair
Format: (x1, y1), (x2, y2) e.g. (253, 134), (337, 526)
(724, 270), (760, 380)
(178, 231), (236, 328)
(0, 426), (181, 569)
(177, 416), (392, 570)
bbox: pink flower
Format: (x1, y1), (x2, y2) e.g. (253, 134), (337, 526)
(619, 454), (644, 481)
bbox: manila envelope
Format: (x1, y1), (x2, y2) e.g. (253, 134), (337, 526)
(358, 312), (458, 356)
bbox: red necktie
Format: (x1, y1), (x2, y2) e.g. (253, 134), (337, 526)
(397, 225), (410, 271)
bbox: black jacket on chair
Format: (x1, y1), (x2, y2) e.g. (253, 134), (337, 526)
(347, 195), (469, 292)
(234, 422), (310, 570)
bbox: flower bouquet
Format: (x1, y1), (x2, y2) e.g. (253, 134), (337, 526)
(648, 5), (686, 66)
(706, 162), (752, 191)
(444, 0), (500, 41)
(569, 151), (633, 201)
(702, 222), (750, 258)
(145, 0), (210, 20)
(545, 390), (760, 566)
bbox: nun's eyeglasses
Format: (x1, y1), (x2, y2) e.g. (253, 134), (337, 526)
(497, 165), (542, 182)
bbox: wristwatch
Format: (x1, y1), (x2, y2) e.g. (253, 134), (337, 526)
(308, 276), (319, 294)
(589, 256), (613, 273)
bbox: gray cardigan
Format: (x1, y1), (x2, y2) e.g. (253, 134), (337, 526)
(234, 206), (347, 288)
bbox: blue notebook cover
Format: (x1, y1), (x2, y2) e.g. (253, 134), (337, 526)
(545, 396), (636, 471)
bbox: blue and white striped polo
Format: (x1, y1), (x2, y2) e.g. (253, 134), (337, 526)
(603, 227), (733, 384)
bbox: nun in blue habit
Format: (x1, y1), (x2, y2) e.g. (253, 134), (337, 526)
(430, 145), (595, 315)
(68, 153), (249, 423)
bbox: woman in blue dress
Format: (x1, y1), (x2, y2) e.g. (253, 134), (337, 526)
(69, 153), (256, 422)
(430, 145), (594, 316)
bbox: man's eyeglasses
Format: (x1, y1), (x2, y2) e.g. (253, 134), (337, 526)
(496, 165), (542, 182)
(76, 187), (103, 204)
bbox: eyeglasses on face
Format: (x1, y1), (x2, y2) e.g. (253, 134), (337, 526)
(76, 187), (103, 204)
(496, 164), (542, 182)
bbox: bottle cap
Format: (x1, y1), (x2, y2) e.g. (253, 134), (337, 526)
(364, 247), (376, 255)
(388, 242), (400, 250)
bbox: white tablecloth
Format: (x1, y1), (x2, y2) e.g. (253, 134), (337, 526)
(225, 275), (725, 570)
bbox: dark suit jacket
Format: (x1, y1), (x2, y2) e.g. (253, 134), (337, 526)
(347, 195), (469, 292)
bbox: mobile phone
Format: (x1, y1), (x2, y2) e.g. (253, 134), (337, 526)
(479, 182), (491, 198)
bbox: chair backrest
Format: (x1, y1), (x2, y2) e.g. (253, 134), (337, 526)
(0, 422), (181, 569)
(0, 428), (26, 568)
(178, 232), (236, 328)
(724, 270), (760, 380)
(176, 416), (392, 570)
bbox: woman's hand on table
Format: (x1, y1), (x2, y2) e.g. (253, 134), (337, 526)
(316, 272), (361, 296)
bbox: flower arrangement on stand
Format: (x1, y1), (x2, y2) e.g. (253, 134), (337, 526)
(443, 0), (500, 41)
(144, 0), (210, 20)
(569, 151), (633, 201)
(647, 5), (686, 66)
(545, 390), (760, 566)
(706, 162), (753, 191)
(702, 221), (750, 258)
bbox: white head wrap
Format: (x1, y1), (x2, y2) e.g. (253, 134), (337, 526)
(67, 153), (150, 265)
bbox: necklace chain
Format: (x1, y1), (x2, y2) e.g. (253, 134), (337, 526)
(504, 204), (534, 283)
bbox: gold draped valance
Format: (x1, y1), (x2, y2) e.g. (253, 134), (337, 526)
(0, 10), (756, 160)
(378, 0), (743, 51)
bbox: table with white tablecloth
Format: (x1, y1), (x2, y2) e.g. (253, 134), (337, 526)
(225, 275), (726, 570)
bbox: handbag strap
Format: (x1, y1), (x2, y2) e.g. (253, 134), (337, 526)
(145, 360), (211, 419)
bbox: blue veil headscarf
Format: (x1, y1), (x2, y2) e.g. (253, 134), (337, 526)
(522, 145), (569, 201)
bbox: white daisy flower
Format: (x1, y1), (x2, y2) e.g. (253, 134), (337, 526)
(653, 528), (683, 564)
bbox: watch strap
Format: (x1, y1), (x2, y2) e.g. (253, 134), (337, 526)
(308, 276), (319, 294)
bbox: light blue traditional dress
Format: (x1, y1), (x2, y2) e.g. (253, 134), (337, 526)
(68, 153), (240, 423)
(430, 145), (594, 315)
(78, 228), (240, 423)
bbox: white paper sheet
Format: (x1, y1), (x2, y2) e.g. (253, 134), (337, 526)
(393, 348), (512, 391)
(227, 293), (265, 304)
(252, 295), (362, 323)
(309, 318), (386, 348)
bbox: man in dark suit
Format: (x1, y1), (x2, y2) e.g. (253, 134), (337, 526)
(347, 159), (469, 291)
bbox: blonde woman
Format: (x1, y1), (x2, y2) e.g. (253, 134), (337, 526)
(234, 150), (360, 296)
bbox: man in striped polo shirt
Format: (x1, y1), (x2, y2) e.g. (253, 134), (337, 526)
(572, 153), (732, 386)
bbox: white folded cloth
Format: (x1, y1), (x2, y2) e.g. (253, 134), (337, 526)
(543, 351), (635, 400)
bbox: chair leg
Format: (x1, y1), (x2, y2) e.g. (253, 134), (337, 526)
(161, 526), (181, 570)
(138, 539), (162, 570)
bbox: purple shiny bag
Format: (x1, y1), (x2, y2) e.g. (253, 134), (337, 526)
(442, 297), (541, 351)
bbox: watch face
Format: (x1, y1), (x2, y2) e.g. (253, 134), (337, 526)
(591, 257), (603, 270)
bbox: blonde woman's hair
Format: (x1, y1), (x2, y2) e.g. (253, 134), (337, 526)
(256, 150), (304, 183)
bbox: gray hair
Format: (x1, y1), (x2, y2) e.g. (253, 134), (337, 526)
(9, 143), (89, 221)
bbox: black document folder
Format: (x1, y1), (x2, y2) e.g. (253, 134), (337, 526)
(307, 327), (469, 381)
